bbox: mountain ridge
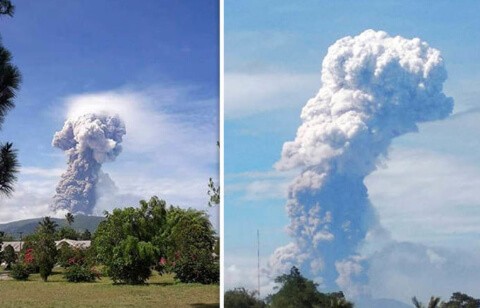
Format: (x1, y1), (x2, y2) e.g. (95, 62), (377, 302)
(0, 215), (105, 238)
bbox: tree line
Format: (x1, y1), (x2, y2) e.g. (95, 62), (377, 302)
(225, 266), (480, 308)
(0, 196), (219, 285)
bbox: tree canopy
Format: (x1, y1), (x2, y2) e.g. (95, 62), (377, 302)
(225, 288), (266, 308)
(93, 196), (218, 285)
(0, 0), (14, 16)
(34, 217), (58, 281)
(93, 197), (165, 284)
(266, 266), (353, 308)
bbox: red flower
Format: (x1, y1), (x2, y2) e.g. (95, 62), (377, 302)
(159, 257), (167, 265)
(24, 248), (34, 264)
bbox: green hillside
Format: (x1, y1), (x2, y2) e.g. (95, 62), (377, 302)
(0, 215), (105, 239)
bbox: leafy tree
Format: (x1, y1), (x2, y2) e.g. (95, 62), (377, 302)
(55, 226), (79, 240)
(93, 196), (167, 284)
(441, 292), (480, 308)
(34, 217), (58, 281)
(57, 243), (75, 268)
(208, 177), (220, 207)
(2, 244), (15, 269)
(165, 206), (219, 284)
(65, 212), (74, 226)
(267, 266), (353, 308)
(82, 229), (92, 240)
(207, 141), (220, 207)
(224, 288), (266, 308)
(0, 0), (14, 16)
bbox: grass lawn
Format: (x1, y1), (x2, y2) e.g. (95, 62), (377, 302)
(0, 268), (219, 307)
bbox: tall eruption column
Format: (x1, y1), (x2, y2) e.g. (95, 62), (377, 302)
(271, 30), (454, 290)
(52, 113), (126, 214)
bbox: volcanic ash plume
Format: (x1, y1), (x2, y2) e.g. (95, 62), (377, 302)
(52, 113), (126, 214)
(270, 30), (453, 290)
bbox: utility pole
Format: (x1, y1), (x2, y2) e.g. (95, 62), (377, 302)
(18, 231), (23, 251)
(257, 229), (260, 297)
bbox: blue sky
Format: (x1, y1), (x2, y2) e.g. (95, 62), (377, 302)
(225, 0), (480, 304)
(0, 0), (219, 225)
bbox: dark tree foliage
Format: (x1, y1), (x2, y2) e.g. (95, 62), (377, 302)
(65, 212), (74, 226)
(0, 142), (18, 196)
(207, 141), (220, 207)
(0, 3), (21, 197)
(38, 216), (58, 235)
(224, 288), (266, 308)
(10, 262), (29, 280)
(55, 226), (79, 240)
(81, 229), (92, 240)
(0, 0), (14, 16)
(2, 243), (16, 269)
(267, 266), (354, 308)
(441, 292), (480, 308)
(208, 177), (220, 207)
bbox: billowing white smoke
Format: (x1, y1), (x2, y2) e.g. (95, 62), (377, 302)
(270, 30), (453, 291)
(52, 113), (126, 214)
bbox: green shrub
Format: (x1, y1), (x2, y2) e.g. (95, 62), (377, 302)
(173, 252), (219, 284)
(64, 264), (98, 282)
(10, 263), (30, 280)
(225, 288), (266, 308)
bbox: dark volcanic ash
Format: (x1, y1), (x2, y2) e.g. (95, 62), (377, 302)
(52, 113), (126, 214)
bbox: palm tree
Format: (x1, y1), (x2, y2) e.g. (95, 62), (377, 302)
(65, 212), (74, 226)
(0, 43), (21, 197)
(38, 217), (58, 235)
(412, 296), (441, 308)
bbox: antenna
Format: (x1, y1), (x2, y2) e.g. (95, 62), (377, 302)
(257, 229), (260, 297)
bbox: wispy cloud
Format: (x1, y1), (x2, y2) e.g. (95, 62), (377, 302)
(225, 72), (319, 118)
(226, 170), (296, 201)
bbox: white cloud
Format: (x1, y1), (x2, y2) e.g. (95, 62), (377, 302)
(225, 72), (319, 118)
(1, 86), (218, 225)
(0, 175), (58, 223)
(20, 167), (63, 178)
(225, 254), (278, 298)
(365, 242), (480, 304)
(226, 169), (295, 201)
(366, 147), (480, 248)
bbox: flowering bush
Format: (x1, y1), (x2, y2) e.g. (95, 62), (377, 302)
(24, 248), (34, 264)
(22, 248), (39, 274)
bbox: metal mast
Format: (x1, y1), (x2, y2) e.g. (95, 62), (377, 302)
(257, 229), (260, 297)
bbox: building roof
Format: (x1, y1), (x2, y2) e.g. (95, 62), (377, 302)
(1, 239), (91, 252)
